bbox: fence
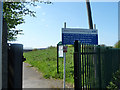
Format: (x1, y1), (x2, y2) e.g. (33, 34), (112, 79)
(74, 40), (120, 89)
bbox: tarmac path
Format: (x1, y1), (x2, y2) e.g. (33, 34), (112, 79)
(22, 62), (73, 89)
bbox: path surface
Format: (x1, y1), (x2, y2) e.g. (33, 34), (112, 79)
(23, 62), (73, 89)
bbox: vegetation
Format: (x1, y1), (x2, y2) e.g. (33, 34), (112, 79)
(24, 46), (74, 84)
(106, 41), (120, 89)
(107, 69), (120, 89)
(4, 2), (35, 41)
(114, 40), (120, 48)
(4, 1), (52, 41)
(24, 45), (96, 86)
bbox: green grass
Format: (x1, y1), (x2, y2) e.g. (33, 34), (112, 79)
(24, 46), (74, 85)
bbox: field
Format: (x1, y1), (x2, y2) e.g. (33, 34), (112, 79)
(23, 46), (74, 85)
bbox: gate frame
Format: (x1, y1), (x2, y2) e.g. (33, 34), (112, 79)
(0, 1), (3, 89)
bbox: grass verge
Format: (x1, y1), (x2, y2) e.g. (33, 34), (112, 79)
(24, 46), (74, 85)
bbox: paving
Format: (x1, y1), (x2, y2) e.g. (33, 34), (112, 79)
(22, 62), (73, 89)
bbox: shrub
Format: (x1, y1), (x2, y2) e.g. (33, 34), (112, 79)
(107, 69), (120, 89)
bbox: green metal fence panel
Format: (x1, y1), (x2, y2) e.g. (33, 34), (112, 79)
(97, 47), (120, 88)
(74, 40), (120, 89)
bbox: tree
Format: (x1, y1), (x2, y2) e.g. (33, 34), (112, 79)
(114, 40), (120, 48)
(3, 1), (52, 41)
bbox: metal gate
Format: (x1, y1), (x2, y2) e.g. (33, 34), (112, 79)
(74, 40), (120, 89)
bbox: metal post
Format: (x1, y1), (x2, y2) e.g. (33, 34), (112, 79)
(0, 1), (3, 90)
(118, 1), (120, 41)
(84, 44), (87, 89)
(94, 24), (96, 29)
(86, 44), (89, 89)
(82, 43), (84, 89)
(2, 18), (8, 89)
(74, 40), (82, 90)
(97, 46), (101, 88)
(8, 44), (23, 89)
(64, 22), (66, 28)
(63, 22), (66, 89)
(63, 51), (66, 89)
(94, 24), (97, 88)
(57, 44), (59, 73)
(86, 0), (93, 29)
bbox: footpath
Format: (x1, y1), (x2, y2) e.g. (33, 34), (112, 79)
(22, 62), (73, 89)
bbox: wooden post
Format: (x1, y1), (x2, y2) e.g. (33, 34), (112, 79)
(86, 0), (93, 29)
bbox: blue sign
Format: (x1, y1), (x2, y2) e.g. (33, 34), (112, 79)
(62, 28), (98, 45)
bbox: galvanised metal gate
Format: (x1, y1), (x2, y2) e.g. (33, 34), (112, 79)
(74, 40), (120, 89)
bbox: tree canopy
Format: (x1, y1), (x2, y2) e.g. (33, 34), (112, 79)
(3, 1), (52, 41)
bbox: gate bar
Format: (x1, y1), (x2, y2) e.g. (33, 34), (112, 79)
(74, 40), (82, 90)
(0, 1), (3, 89)
(82, 43), (84, 89)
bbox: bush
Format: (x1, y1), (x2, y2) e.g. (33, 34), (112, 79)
(107, 69), (120, 89)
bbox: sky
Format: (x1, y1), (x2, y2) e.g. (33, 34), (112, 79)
(8, 2), (118, 49)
